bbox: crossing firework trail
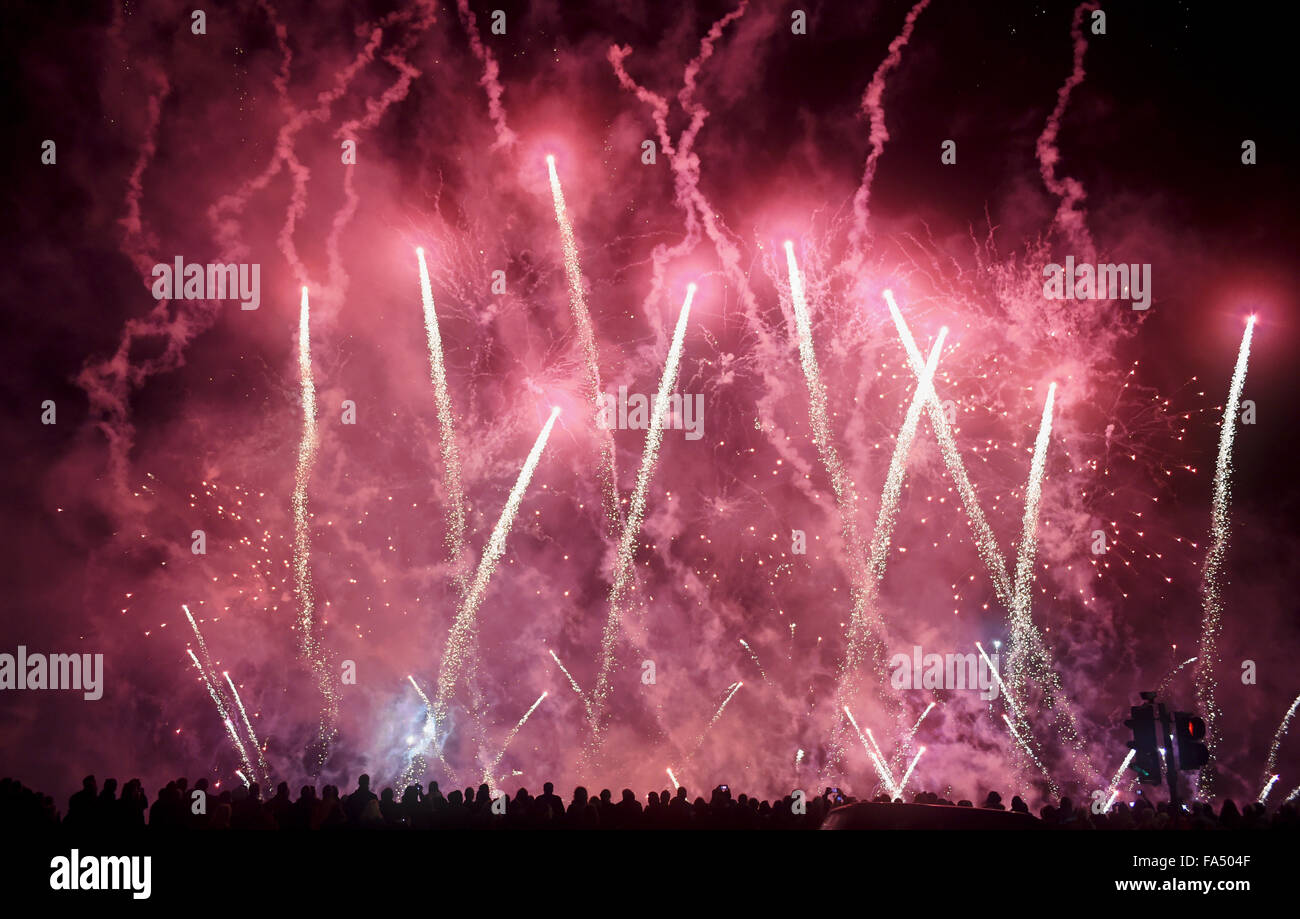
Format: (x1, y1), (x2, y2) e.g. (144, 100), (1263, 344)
(186, 649), (255, 780)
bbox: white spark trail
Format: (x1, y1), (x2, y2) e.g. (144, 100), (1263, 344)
(1195, 316), (1256, 797)
(898, 746), (926, 794)
(224, 671), (269, 785)
(292, 287), (336, 768)
(1258, 774), (1280, 806)
(547, 155), (622, 536)
(1263, 692), (1300, 795)
(435, 408), (561, 724)
(187, 649), (255, 780)
(488, 691), (549, 779)
(415, 247), (469, 581)
(589, 285), (696, 752)
(786, 246), (944, 775)
(889, 290), (1092, 785)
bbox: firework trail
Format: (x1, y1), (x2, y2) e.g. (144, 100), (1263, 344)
(1002, 713), (1057, 797)
(786, 245), (943, 774)
(666, 767), (679, 790)
(235, 770), (250, 789)
(292, 287), (337, 771)
(1157, 656), (1198, 696)
(487, 691), (549, 781)
(738, 638), (772, 686)
(549, 649), (586, 700)
(223, 671), (269, 785)
(1195, 316), (1255, 797)
(186, 649), (255, 781)
(1105, 749), (1135, 810)
(848, 0), (932, 260)
(588, 285), (697, 754)
(181, 604), (216, 674)
(843, 707), (898, 797)
(416, 249), (469, 571)
(1262, 693), (1300, 795)
(396, 675), (456, 790)
(975, 641), (1022, 721)
(546, 156), (623, 538)
(888, 291), (1093, 785)
(1284, 785), (1300, 805)
(435, 408), (562, 726)
(690, 682), (744, 758)
(1008, 382), (1057, 692)
(1258, 774), (1280, 806)
(1036, 2), (1101, 258)
(898, 746), (926, 795)
(907, 702), (936, 744)
(455, 0), (517, 150)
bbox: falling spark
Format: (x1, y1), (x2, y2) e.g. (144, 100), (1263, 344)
(436, 408), (562, 723)
(292, 287), (336, 769)
(589, 285), (696, 752)
(224, 671), (269, 785)
(547, 154), (621, 536)
(1195, 315), (1256, 797)
(666, 767), (679, 789)
(235, 769), (250, 789)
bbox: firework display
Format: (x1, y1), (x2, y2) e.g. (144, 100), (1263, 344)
(2, 2), (1297, 896)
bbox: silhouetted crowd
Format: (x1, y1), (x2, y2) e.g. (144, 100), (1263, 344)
(2, 774), (1296, 830)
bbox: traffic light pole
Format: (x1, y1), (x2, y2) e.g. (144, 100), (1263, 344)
(1157, 702), (1181, 810)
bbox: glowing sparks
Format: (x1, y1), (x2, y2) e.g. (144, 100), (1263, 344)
(549, 649), (585, 699)
(187, 648), (255, 780)
(1195, 315), (1256, 797)
(1263, 693), (1300, 795)
(690, 681), (743, 757)
(898, 746), (926, 794)
(739, 638), (771, 685)
(415, 247), (469, 580)
(547, 155), (621, 536)
(843, 706), (899, 798)
(666, 767), (679, 789)
(590, 285), (696, 752)
(435, 408), (562, 724)
(889, 291), (1091, 787)
(1258, 773), (1280, 805)
(292, 287), (336, 770)
(224, 671), (269, 784)
(1104, 749), (1136, 811)
(488, 691), (549, 781)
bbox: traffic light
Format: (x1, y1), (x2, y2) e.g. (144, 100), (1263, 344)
(1125, 703), (1162, 785)
(1173, 712), (1209, 770)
